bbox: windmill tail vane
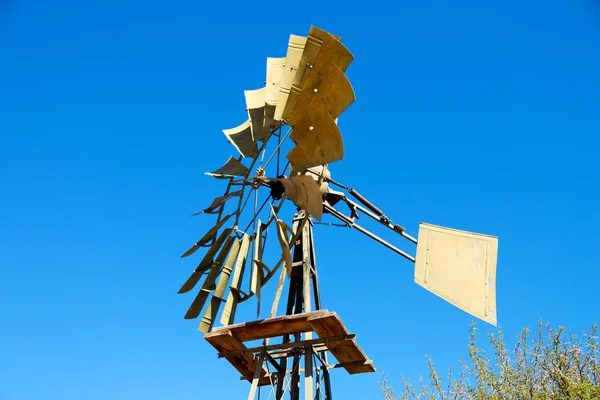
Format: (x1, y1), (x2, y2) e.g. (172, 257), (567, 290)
(177, 25), (499, 399)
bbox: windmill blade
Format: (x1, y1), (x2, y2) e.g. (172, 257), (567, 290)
(414, 223), (498, 326)
(274, 213), (294, 277)
(277, 175), (323, 221)
(183, 235), (236, 319)
(273, 35), (307, 121)
(178, 228), (233, 294)
(191, 190), (242, 216)
(199, 237), (242, 332)
(264, 57), (285, 132)
(205, 157), (249, 178)
(220, 233), (251, 326)
(223, 120), (259, 158)
(281, 26), (354, 121)
(244, 88), (268, 142)
(286, 105), (343, 171)
(287, 63), (355, 127)
(180, 212), (235, 258)
(250, 220), (265, 316)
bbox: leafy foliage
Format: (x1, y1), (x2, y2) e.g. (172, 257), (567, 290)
(379, 321), (599, 399)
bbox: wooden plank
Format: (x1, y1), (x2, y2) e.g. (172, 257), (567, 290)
(308, 312), (375, 374)
(207, 310), (329, 342)
(205, 330), (271, 385)
(205, 309), (375, 383)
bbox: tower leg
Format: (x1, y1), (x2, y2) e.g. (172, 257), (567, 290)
(270, 211), (332, 400)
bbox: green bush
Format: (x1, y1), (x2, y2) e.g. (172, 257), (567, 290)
(379, 321), (599, 399)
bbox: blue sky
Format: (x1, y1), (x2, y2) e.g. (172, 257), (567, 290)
(1, 0), (599, 399)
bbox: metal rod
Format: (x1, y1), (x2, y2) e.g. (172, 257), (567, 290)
(348, 188), (384, 216)
(324, 204), (416, 263)
(263, 127), (292, 170)
(233, 139), (270, 228)
(346, 199), (418, 244)
(241, 194), (272, 234)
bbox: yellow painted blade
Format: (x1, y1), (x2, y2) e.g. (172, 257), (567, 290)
(250, 220), (264, 317)
(281, 26), (354, 121)
(264, 57), (285, 134)
(273, 35), (307, 122)
(183, 235), (235, 319)
(286, 106), (343, 171)
(198, 238), (242, 332)
(178, 228), (233, 294)
(205, 157), (249, 179)
(287, 63), (355, 127)
(191, 190), (242, 216)
(244, 87), (268, 142)
(223, 120), (258, 158)
(275, 218), (293, 277)
(220, 233), (251, 326)
(180, 212), (235, 258)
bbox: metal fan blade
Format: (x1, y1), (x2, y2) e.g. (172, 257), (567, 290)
(273, 35), (307, 122)
(287, 63), (355, 127)
(180, 212), (235, 258)
(250, 221), (265, 316)
(198, 237), (242, 332)
(275, 217), (294, 277)
(223, 120), (259, 158)
(277, 175), (323, 221)
(220, 233), (251, 326)
(414, 223), (498, 326)
(264, 57), (285, 132)
(286, 106), (343, 171)
(205, 157), (249, 179)
(191, 190), (242, 216)
(178, 228), (233, 294)
(183, 236), (236, 319)
(250, 220), (263, 296)
(244, 87), (268, 142)
(281, 26), (354, 121)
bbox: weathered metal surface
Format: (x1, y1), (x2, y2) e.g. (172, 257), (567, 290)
(273, 35), (307, 122)
(415, 223), (498, 325)
(264, 57), (285, 131)
(223, 120), (259, 158)
(281, 26), (354, 121)
(250, 220), (264, 316)
(275, 217), (294, 276)
(192, 190), (242, 216)
(205, 156), (249, 178)
(221, 234), (251, 326)
(278, 175), (323, 221)
(244, 87), (267, 142)
(286, 105), (343, 171)
(198, 238), (241, 332)
(178, 228), (233, 294)
(287, 63), (354, 127)
(183, 235), (236, 319)
(179, 212), (235, 258)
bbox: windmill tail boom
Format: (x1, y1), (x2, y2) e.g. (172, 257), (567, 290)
(323, 203), (415, 262)
(348, 188), (384, 217)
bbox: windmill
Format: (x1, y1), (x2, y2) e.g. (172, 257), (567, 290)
(178, 26), (499, 400)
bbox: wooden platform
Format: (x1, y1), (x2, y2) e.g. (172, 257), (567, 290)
(204, 310), (375, 385)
